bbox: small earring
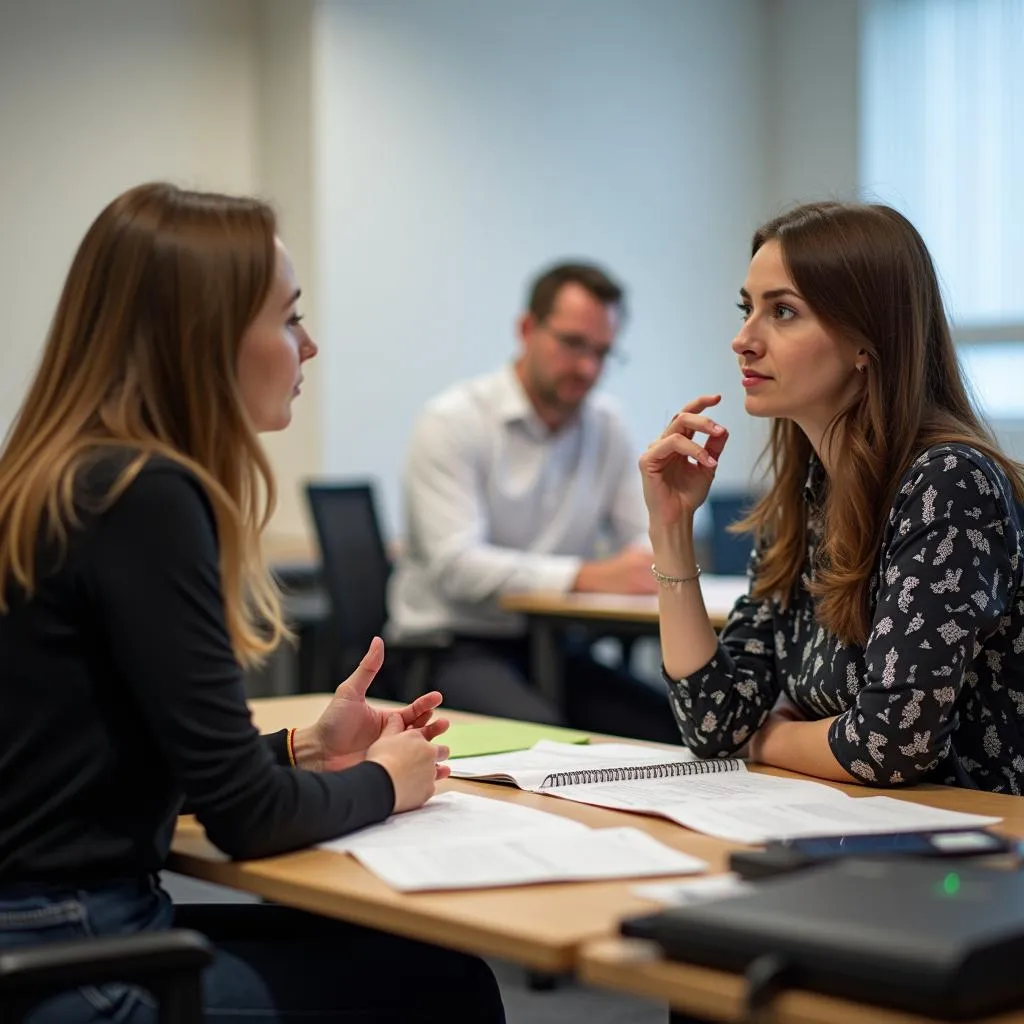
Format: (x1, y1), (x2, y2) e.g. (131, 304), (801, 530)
(857, 364), (866, 374)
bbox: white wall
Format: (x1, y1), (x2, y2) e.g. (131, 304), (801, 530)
(251, 0), (321, 535)
(315, 0), (770, 535)
(762, 0), (862, 214)
(0, 0), (257, 441)
(0, 0), (868, 542)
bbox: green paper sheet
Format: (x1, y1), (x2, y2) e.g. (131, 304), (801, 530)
(443, 720), (590, 759)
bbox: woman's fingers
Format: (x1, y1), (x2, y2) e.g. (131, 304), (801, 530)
(705, 424), (730, 462)
(661, 413), (727, 441)
(682, 393), (722, 414)
(642, 433), (719, 471)
(408, 691), (443, 715)
(399, 691), (443, 727)
(420, 718), (450, 742)
(337, 636), (386, 698)
(660, 396), (725, 440)
(663, 393), (722, 425)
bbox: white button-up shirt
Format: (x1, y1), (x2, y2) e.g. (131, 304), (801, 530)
(387, 365), (649, 638)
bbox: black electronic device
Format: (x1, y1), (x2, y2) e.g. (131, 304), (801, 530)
(622, 858), (1024, 1020)
(729, 828), (1012, 879)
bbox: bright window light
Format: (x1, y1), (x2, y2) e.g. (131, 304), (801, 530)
(860, 0), (1024, 327)
(958, 343), (1024, 422)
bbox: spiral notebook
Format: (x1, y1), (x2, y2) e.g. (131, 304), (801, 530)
(450, 741), (1000, 844)
(447, 740), (737, 792)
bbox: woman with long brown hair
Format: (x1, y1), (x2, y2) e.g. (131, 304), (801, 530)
(641, 201), (1024, 792)
(0, 183), (505, 1022)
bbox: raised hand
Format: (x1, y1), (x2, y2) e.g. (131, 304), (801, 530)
(299, 636), (449, 773)
(366, 713), (451, 813)
(639, 394), (729, 532)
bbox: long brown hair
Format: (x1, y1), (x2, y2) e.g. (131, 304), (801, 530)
(0, 182), (287, 665)
(739, 202), (1024, 645)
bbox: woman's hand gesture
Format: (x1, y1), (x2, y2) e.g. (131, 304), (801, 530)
(639, 394), (729, 532)
(300, 637), (448, 773)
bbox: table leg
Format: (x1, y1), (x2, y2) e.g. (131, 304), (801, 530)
(529, 619), (566, 716)
(295, 622), (323, 693)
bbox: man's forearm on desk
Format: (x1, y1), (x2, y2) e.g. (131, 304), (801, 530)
(427, 546), (582, 602)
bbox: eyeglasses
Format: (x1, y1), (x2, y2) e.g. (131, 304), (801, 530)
(540, 324), (627, 365)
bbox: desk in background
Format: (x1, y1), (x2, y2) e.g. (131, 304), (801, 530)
(256, 535), (329, 694)
(170, 694), (1024, 1019)
(500, 575), (748, 707)
(265, 526), (749, 703)
(262, 533), (320, 575)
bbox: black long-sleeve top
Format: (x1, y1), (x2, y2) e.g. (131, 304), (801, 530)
(668, 444), (1024, 792)
(0, 456), (394, 883)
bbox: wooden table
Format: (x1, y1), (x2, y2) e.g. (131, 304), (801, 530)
(261, 533), (320, 574)
(170, 695), (741, 971)
(169, 694), (1024, 1016)
(500, 575), (748, 706)
(261, 533), (325, 635)
(578, 937), (1024, 1024)
(573, 780), (1024, 1024)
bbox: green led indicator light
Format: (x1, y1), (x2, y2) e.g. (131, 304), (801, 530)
(943, 873), (961, 896)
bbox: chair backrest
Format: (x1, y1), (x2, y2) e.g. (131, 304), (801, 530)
(305, 481), (391, 676)
(707, 491), (757, 575)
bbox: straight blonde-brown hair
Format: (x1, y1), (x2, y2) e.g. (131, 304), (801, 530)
(738, 202), (1024, 645)
(0, 182), (287, 665)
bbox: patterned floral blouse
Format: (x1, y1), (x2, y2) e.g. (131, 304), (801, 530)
(667, 444), (1024, 793)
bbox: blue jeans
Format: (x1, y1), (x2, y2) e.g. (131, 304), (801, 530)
(0, 876), (505, 1022)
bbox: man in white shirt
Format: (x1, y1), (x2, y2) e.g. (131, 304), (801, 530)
(387, 262), (680, 742)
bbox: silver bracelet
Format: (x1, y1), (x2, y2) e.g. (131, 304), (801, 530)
(651, 563), (702, 587)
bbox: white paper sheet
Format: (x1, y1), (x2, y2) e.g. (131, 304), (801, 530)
(545, 774), (1000, 844)
(634, 873), (754, 906)
(667, 795), (1001, 845)
(350, 826), (708, 892)
(545, 770), (837, 815)
(448, 739), (701, 791)
(317, 791), (588, 855)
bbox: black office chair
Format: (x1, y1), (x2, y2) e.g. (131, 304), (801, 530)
(707, 490), (757, 575)
(304, 481), (449, 699)
(0, 929), (212, 1024)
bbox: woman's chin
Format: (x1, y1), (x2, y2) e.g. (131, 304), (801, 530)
(743, 394), (773, 418)
(253, 409), (293, 434)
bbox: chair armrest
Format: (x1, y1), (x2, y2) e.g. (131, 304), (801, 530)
(280, 588), (331, 627)
(0, 929), (212, 996)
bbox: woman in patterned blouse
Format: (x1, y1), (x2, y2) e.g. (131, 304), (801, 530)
(641, 202), (1024, 792)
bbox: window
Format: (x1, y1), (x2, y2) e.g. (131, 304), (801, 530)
(861, 0), (1024, 423)
(958, 341), (1024, 423)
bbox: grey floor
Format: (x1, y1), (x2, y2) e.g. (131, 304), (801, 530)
(163, 873), (669, 1023)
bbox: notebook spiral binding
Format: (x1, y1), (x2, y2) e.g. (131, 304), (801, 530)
(539, 757), (743, 789)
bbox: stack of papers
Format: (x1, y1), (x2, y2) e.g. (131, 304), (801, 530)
(317, 741), (1004, 890)
(449, 739), (698, 791)
(449, 741), (1002, 844)
(634, 873), (753, 906)
(319, 791), (706, 892)
(547, 775), (1002, 844)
